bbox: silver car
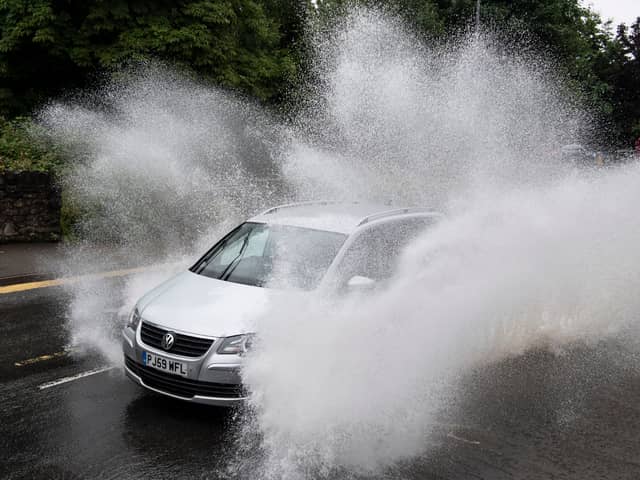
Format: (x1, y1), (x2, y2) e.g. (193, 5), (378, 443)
(122, 202), (440, 406)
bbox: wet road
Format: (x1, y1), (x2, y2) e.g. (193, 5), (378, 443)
(0, 281), (236, 479)
(2, 278), (640, 479)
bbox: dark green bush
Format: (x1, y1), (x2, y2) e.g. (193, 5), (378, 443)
(0, 116), (64, 173)
(0, 116), (79, 239)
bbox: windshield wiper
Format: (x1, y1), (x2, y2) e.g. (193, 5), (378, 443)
(218, 234), (250, 281)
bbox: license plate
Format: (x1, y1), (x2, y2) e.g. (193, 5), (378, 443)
(142, 351), (188, 377)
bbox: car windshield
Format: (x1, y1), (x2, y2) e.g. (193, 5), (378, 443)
(191, 222), (347, 290)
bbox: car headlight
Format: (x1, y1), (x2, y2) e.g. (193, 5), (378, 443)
(217, 334), (254, 355)
(128, 307), (141, 330)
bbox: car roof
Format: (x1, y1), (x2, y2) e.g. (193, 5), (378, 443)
(248, 201), (441, 234)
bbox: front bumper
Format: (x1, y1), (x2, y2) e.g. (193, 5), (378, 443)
(122, 324), (247, 407)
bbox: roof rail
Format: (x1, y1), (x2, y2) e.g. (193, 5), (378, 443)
(260, 200), (361, 215)
(357, 208), (441, 226)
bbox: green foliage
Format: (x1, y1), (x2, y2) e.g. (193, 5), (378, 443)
(0, 0), (297, 115)
(0, 116), (63, 173)
(0, 0), (639, 146)
(59, 188), (84, 241)
(597, 19), (640, 145)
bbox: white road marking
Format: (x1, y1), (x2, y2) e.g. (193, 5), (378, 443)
(37, 366), (116, 390)
(447, 431), (481, 445)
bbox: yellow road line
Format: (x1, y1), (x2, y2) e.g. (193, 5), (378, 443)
(0, 265), (152, 295)
(14, 350), (69, 367)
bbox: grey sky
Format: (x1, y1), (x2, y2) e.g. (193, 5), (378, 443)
(582, 0), (639, 27)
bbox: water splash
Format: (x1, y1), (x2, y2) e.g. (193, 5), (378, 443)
(39, 65), (292, 363)
(242, 165), (640, 478)
(36, 6), (638, 479)
(283, 9), (587, 206)
(238, 9), (633, 478)
(40, 64), (289, 254)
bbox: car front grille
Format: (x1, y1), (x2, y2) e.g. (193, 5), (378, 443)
(125, 356), (244, 399)
(140, 321), (214, 357)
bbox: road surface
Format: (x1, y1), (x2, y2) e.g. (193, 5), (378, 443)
(1, 273), (640, 479)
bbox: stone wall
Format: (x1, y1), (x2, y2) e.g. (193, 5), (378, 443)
(0, 171), (61, 242)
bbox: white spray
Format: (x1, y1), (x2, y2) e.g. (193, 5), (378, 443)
(38, 7), (638, 478)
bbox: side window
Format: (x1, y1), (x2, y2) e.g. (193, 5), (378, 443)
(336, 216), (435, 284)
(337, 227), (391, 282)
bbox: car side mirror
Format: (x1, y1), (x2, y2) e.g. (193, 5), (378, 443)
(346, 275), (376, 291)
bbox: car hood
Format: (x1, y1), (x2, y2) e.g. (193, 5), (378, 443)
(137, 271), (279, 337)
